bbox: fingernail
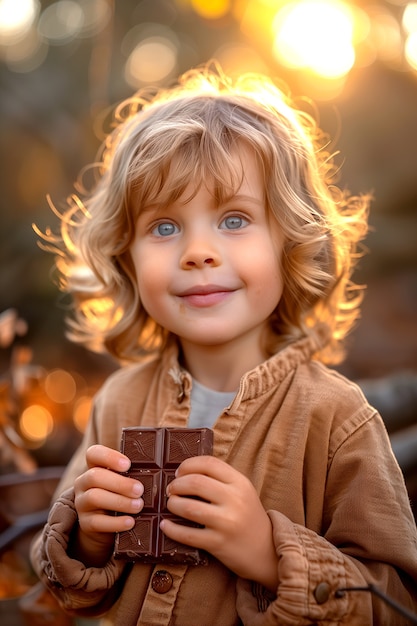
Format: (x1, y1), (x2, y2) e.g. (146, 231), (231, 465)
(118, 457), (130, 471)
(124, 517), (135, 528)
(132, 481), (143, 496)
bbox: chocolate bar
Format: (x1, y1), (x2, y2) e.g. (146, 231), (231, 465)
(114, 427), (213, 564)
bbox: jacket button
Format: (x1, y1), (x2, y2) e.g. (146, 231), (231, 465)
(151, 570), (173, 594)
(314, 582), (330, 604)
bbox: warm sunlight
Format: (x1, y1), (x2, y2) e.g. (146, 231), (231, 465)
(0, 0), (39, 41)
(19, 404), (54, 443)
(73, 395), (93, 433)
(125, 36), (178, 86)
(44, 369), (77, 404)
(272, 0), (355, 78)
(191, 0), (231, 20)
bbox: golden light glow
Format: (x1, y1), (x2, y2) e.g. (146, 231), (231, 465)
(403, 3), (417, 34)
(124, 36), (178, 87)
(0, 0), (39, 42)
(213, 43), (269, 75)
(20, 405), (53, 442)
(73, 395), (93, 433)
(366, 6), (402, 65)
(191, 0), (230, 20)
(44, 369), (77, 404)
(2, 28), (47, 72)
(77, 0), (112, 38)
(38, 0), (84, 45)
(79, 297), (122, 330)
(405, 32), (417, 70)
(272, 0), (355, 78)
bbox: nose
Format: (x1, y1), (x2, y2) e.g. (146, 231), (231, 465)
(179, 234), (221, 270)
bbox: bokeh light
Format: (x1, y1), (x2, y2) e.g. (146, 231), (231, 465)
(77, 0), (112, 38)
(367, 5), (403, 68)
(0, 0), (416, 89)
(37, 0), (84, 45)
(191, 0), (231, 20)
(272, 0), (355, 79)
(403, 2), (417, 70)
(0, 0), (40, 43)
(122, 23), (179, 87)
(405, 31), (417, 70)
(213, 42), (269, 75)
(19, 405), (54, 443)
(73, 395), (93, 433)
(44, 369), (77, 404)
(1, 27), (47, 73)
(403, 2), (417, 33)
(125, 35), (178, 86)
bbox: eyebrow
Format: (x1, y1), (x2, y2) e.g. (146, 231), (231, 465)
(137, 193), (264, 219)
(221, 193), (264, 207)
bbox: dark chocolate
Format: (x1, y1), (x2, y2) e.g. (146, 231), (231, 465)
(114, 427), (213, 565)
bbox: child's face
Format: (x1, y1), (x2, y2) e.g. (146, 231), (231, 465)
(130, 144), (284, 358)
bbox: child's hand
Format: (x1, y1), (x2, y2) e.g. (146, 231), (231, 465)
(162, 456), (278, 591)
(72, 444), (144, 566)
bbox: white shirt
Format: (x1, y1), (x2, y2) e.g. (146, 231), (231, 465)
(188, 378), (236, 428)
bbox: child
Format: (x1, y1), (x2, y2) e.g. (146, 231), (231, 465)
(31, 63), (417, 625)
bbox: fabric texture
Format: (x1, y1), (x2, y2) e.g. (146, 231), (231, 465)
(30, 333), (417, 625)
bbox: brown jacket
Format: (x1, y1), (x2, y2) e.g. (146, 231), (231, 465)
(31, 334), (417, 625)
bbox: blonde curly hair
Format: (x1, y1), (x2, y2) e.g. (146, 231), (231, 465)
(36, 62), (370, 365)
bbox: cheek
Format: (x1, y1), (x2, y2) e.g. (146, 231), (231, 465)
(248, 246), (283, 303)
(131, 250), (162, 310)
(136, 265), (161, 310)
(256, 269), (283, 311)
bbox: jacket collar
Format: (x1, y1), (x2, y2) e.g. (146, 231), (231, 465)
(161, 324), (331, 409)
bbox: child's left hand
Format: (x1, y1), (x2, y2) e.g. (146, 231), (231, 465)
(162, 455), (278, 591)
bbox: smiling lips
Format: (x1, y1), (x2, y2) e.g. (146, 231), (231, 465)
(177, 284), (236, 307)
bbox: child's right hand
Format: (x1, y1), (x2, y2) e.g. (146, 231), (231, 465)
(72, 444), (144, 566)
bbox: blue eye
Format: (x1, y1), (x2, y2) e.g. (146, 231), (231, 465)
(153, 222), (178, 237)
(220, 215), (248, 230)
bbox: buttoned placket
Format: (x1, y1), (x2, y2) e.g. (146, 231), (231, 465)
(136, 564), (188, 625)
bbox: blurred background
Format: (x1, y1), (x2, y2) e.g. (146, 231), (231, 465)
(0, 0), (416, 617)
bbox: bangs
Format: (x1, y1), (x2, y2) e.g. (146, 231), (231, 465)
(129, 133), (247, 215)
(125, 98), (267, 216)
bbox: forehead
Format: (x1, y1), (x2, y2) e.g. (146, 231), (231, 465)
(131, 138), (265, 213)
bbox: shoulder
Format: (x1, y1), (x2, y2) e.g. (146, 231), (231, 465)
(293, 360), (369, 410)
(300, 360), (368, 405)
(302, 362), (388, 457)
(292, 359), (379, 435)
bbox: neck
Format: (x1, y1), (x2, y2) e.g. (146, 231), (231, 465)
(179, 336), (267, 392)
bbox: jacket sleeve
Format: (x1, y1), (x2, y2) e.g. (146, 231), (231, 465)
(30, 486), (128, 616)
(236, 415), (417, 625)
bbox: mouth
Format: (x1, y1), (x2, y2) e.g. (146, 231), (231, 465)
(176, 284), (236, 307)
(178, 284), (234, 297)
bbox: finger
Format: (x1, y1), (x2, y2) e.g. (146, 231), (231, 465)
(160, 517), (209, 549)
(76, 467), (144, 500)
(81, 511), (137, 535)
(86, 444), (131, 472)
(166, 493), (216, 527)
(77, 485), (144, 516)
(176, 456), (237, 483)
(167, 473), (221, 504)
